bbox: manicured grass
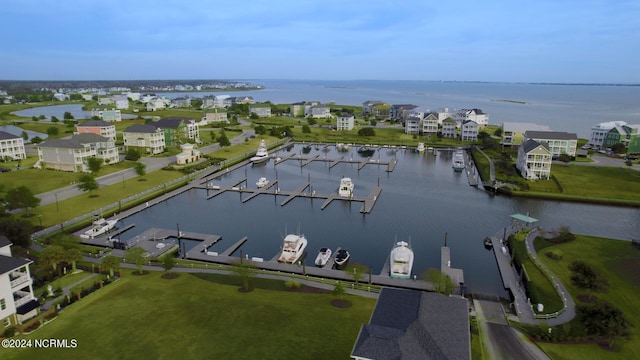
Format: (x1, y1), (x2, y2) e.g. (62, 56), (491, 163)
(535, 235), (640, 359)
(34, 271), (92, 297)
(208, 135), (281, 160)
(5, 272), (376, 360)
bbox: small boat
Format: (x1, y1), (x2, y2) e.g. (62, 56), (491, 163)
(483, 237), (493, 249)
(336, 143), (350, 152)
(357, 146), (375, 157)
(277, 233), (308, 264)
(416, 142), (425, 152)
(334, 249), (350, 269)
(389, 241), (414, 279)
(315, 248), (332, 267)
(256, 177), (269, 188)
(452, 149), (465, 171)
(338, 177), (354, 197)
(80, 216), (118, 239)
(250, 139), (270, 164)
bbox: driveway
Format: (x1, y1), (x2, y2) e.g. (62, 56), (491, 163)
(559, 154), (640, 171)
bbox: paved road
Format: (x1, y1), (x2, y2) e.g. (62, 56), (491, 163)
(556, 153), (640, 171)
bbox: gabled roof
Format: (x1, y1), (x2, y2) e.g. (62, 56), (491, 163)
(442, 117), (456, 124)
(0, 235), (11, 248)
(521, 139), (550, 153)
(78, 120), (113, 127)
(39, 133), (109, 149)
(524, 130), (577, 140)
(155, 117), (192, 129)
(0, 130), (20, 140)
(351, 288), (470, 360)
(250, 103), (271, 108)
(0, 253), (32, 274)
(462, 120), (478, 126)
(124, 124), (160, 133)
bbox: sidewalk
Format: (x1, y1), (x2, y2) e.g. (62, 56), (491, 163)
(41, 272), (100, 310)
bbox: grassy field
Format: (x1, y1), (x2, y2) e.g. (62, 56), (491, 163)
(521, 165), (640, 203)
(5, 272), (376, 360)
(534, 235), (640, 359)
(33, 270), (92, 298)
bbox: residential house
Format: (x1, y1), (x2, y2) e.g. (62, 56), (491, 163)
(213, 95), (231, 108)
(362, 100), (384, 115)
(0, 131), (26, 160)
(81, 94), (94, 101)
(407, 106), (431, 121)
(337, 113), (355, 131)
(37, 133), (119, 172)
(523, 130), (578, 158)
(125, 92), (141, 101)
(173, 97), (191, 108)
(91, 109), (122, 122)
(441, 118), (457, 139)
(140, 94), (157, 103)
(0, 236), (39, 329)
(229, 96), (254, 105)
(249, 103), (272, 118)
(588, 121), (627, 149)
(371, 103), (390, 120)
(624, 124), (640, 153)
(404, 117), (421, 135)
(422, 112), (439, 136)
(76, 120), (117, 142)
(455, 108), (489, 127)
(389, 104), (417, 123)
(501, 122), (551, 146)
(309, 105), (331, 119)
(53, 93), (69, 101)
(111, 95), (129, 109)
(202, 96), (217, 109)
(98, 97), (114, 106)
(123, 124), (165, 154)
(201, 109), (228, 125)
(516, 139), (552, 180)
(291, 101), (319, 117)
(176, 143), (201, 165)
(154, 117), (199, 146)
(436, 107), (453, 124)
(146, 98), (166, 111)
(603, 125), (627, 150)
(351, 288), (470, 360)
(461, 120), (479, 141)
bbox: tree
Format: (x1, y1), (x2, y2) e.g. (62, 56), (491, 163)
(125, 247), (147, 274)
(134, 161), (146, 176)
(331, 281), (347, 306)
(558, 153), (572, 165)
(162, 254), (176, 272)
(102, 255), (121, 277)
(578, 299), (632, 348)
(63, 111), (74, 120)
(21, 131), (28, 140)
(494, 128), (503, 137)
(421, 268), (454, 295)
(301, 124), (311, 133)
(230, 259), (256, 291)
(344, 263), (368, 285)
(218, 129), (231, 147)
(569, 261), (609, 299)
(6, 186), (41, 214)
(209, 131), (216, 142)
(125, 148), (141, 161)
(39, 245), (66, 275)
(65, 248), (83, 272)
(254, 124), (266, 135)
(357, 127), (375, 136)
(30, 136), (43, 144)
(77, 174), (99, 195)
(31, 116), (39, 122)
(51, 116), (59, 123)
(86, 157), (102, 173)
(191, 99), (203, 109)
(370, 119), (377, 127)
(249, 112), (259, 120)
(307, 118), (317, 126)
(611, 143), (626, 154)
(0, 217), (35, 248)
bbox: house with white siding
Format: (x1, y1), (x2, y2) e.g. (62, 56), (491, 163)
(249, 103), (272, 118)
(309, 105), (332, 119)
(91, 109), (122, 122)
(404, 117), (421, 135)
(37, 133), (119, 172)
(201, 109), (228, 124)
(123, 124), (165, 154)
(112, 95), (129, 109)
(0, 236), (39, 330)
(588, 121), (627, 149)
(336, 113), (355, 130)
(516, 139), (552, 180)
(461, 120), (479, 141)
(146, 98), (166, 111)
(524, 130), (577, 158)
(455, 108), (489, 127)
(0, 131), (26, 160)
(422, 113), (439, 135)
(441, 118), (457, 138)
(98, 97), (114, 106)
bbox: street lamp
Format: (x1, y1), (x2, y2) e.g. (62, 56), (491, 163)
(55, 193), (59, 212)
(38, 214), (43, 229)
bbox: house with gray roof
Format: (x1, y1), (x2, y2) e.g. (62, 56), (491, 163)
(76, 120), (117, 142)
(523, 130), (577, 158)
(441, 118), (457, 139)
(123, 124), (166, 154)
(37, 133), (119, 172)
(153, 117), (199, 146)
(516, 139), (552, 180)
(351, 288), (470, 360)
(389, 104), (417, 123)
(0, 236), (39, 329)
(0, 130), (26, 160)
(249, 103), (272, 118)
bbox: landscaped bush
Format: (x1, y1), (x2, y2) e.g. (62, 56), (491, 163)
(4, 327), (16, 338)
(545, 249), (564, 260)
(285, 280), (301, 289)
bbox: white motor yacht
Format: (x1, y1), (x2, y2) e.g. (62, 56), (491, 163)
(256, 177), (269, 188)
(277, 233), (308, 264)
(338, 177), (354, 198)
(80, 217), (118, 239)
(452, 149), (465, 171)
(250, 140), (269, 164)
(389, 241), (414, 279)
(314, 248), (332, 267)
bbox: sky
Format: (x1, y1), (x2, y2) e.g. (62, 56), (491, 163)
(1, 0), (639, 83)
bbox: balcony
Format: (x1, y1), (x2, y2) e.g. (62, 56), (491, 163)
(10, 273), (31, 288)
(13, 290), (34, 308)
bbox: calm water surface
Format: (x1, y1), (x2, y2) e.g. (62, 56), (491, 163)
(117, 144), (639, 295)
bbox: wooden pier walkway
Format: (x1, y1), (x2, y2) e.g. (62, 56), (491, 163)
(361, 186), (382, 213)
(241, 180), (279, 203)
(441, 246), (465, 286)
(205, 178), (247, 199)
(219, 236), (248, 256)
(280, 182), (311, 206)
(300, 154), (320, 167)
(329, 156), (344, 168)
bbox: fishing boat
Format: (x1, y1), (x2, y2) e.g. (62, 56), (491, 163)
(389, 241), (414, 279)
(334, 249), (350, 269)
(336, 143), (350, 152)
(256, 177), (269, 188)
(314, 248), (332, 267)
(250, 139), (270, 164)
(277, 233), (308, 264)
(357, 146), (375, 157)
(416, 142), (425, 152)
(338, 177), (354, 197)
(452, 149), (465, 171)
(80, 216), (118, 239)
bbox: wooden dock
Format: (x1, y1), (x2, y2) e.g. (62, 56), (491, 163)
(329, 156), (344, 168)
(242, 180), (279, 203)
(219, 236), (248, 256)
(206, 178), (247, 199)
(441, 246), (465, 286)
(300, 154), (320, 167)
(361, 186), (382, 213)
(280, 182), (311, 206)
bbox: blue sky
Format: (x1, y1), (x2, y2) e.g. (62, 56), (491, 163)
(1, 0), (639, 82)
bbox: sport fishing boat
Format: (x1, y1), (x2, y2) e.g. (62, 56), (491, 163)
(80, 216), (118, 239)
(452, 149), (465, 171)
(389, 241), (414, 279)
(338, 177), (354, 197)
(250, 139), (270, 164)
(277, 233), (308, 264)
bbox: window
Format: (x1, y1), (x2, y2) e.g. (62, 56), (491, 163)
(2, 318), (9, 327)
(0, 298), (6, 310)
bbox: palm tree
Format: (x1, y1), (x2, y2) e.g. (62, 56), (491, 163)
(102, 255), (121, 278)
(39, 245), (66, 275)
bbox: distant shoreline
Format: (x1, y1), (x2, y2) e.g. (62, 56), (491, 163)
(491, 99), (529, 105)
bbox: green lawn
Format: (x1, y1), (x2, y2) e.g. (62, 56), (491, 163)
(5, 272), (375, 360)
(535, 235), (640, 359)
(33, 270), (92, 298)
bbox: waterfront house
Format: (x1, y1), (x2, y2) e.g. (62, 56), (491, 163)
(516, 139), (552, 180)
(501, 122), (551, 146)
(37, 133), (119, 172)
(351, 288), (470, 360)
(0, 236), (39, 329)
(176, 143), (201, 165)
(422, 112), (439, 136)
(229, 96), (254, 105)
(588, 121), (627, 149)
(112, 94), (129, 109)
(407, 106), (431, 121)
(98, 97), (114, 106)
(53, 93), (69, 101)
(173, 96), (191, 108)
(362, 100), (385, 115)
(76, 120), (117, 142)
(201, 109), (228, 124)
(91, 108), (122, 122)
(371, 103), (390, 120)
(523, 130), (577, 158)
(249, 103), (272, 118)
(461, 120), (479, 141)
(81, 93), (94, 101)
(455, 108), (489, 127)
(123, 124), (165, 154)
(337, 113), (355, 131)
(0, 131), (26, 160)
(603, 125), (627, 150)
(404, 117), (421, 135)
(309, 105), (332, 119)
(154, 117), (200, 146)
(436, 107), (453, 124)
(624, 124), (640, 153)
(389, 104), (417, 123)
(441, 118), (457, 138)
(140, 94), (156, 103)
(146, 98), (166, 111)
(125, 92), (141, 101)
